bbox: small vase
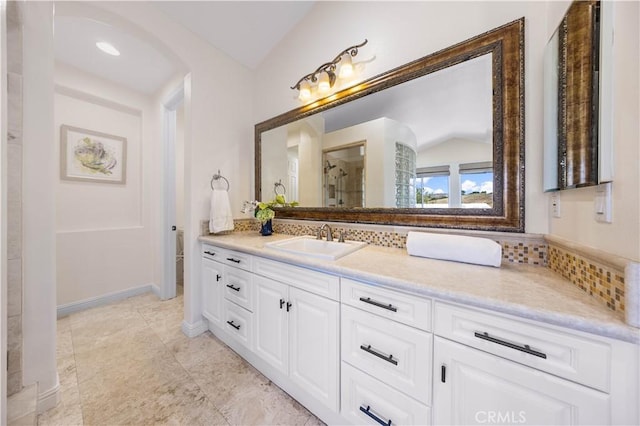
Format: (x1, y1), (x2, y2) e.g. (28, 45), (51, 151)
(260, 219), (273, 236)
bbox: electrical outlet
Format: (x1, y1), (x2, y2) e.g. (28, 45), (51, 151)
(551, 193), (561, 218)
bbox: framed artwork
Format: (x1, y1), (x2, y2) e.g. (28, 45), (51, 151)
(60, 125), (127, 184)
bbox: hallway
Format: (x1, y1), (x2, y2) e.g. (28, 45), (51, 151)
(38, 292), (323, 425)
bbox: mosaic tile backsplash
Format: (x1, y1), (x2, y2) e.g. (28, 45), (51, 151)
(204, 219), (628, 315)
(204, 219), (547, 265)
(548, 244), (626, 313)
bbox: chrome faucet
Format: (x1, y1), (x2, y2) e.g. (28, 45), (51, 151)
(317, 224), (333, 241)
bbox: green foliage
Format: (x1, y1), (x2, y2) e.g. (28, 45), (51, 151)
(251, 195), (299, 224)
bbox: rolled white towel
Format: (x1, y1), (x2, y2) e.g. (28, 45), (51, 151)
(209, 189), (234, 234)
(406, 231), (502, 267)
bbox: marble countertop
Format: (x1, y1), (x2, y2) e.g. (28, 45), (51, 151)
(200, 232), (640, 344)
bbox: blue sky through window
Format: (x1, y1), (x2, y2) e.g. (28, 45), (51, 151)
(421, 175), (449, 194)
(460, 171), (493, 194)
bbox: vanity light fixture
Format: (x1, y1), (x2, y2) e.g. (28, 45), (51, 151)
(291, 39), (368, 101)
(96, 41), (120, 56)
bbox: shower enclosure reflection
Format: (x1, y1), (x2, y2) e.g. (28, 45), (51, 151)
(323, 144), (365, 207)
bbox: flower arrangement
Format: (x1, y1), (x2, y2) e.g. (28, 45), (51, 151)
(241, 195), (298, 224)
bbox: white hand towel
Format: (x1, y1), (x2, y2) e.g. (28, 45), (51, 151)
(406, 231), (502, 267)
(209, 189), (234, 234)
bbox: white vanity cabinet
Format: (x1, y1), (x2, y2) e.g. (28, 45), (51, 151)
(201, 257), (224, 327)
(433, 337), (610, 425)
(200, 240), (638, 426)
(202, 244), (255, 349)
(253, 264), (340, 412)
(433, 302), (638, 426)
(201, 244), (341, 419)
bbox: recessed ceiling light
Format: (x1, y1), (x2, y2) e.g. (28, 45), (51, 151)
(96, 41), (120, 56)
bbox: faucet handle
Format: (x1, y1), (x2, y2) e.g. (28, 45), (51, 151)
(338, 230), (347, 243)
(316, 227), (323, 240)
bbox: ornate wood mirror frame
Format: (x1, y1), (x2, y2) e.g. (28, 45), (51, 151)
(557, 0), (600, 189)
(255, 18), (524, 232)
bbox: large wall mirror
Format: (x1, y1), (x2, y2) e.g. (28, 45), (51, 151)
(256, 18), (524, 232)
(544, 0), (612, 191)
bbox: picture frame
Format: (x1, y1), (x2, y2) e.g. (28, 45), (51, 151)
(60, 125), (127, 184)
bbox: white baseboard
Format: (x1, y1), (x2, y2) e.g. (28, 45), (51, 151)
(36, 380), (60, 414)
(151, 284), (162, 299)
(56, 284), (154, 318)
(181, 319), (208, 338)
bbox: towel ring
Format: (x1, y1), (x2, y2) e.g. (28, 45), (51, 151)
(274, 180), (286, 196)
(211, 170), (230, 191)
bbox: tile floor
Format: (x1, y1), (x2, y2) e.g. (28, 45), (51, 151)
(38, 290), (323, 425)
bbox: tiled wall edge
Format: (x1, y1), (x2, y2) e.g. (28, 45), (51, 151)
(544, 234), (630, 272)
(545, 235), (631, 315)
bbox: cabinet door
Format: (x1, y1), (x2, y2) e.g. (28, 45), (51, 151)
(433, 337), (610, 426)
(202, 258), (223, 326)
(254, 276), (288, 375)
(289, 287), (340, 412)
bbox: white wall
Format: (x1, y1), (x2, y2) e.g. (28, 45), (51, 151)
(417, 139), (492, 169)
(17, 11), (252, 404)
(175, 102), (184, 229)
(54, 63), (155, 306)
(261, 125), (289, 200)
(90, 2), (254, 329)
(22, 1), (58, 411)
(296, 124), (322, 207)
(254, 1), (550, 233)
(547, 1), (640, 261)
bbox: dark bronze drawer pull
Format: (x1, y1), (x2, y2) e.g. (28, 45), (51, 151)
(226, 257), (241, 264)
(474, 331), (547, 359)
(204, 251), (216, 256)
(359, 405), (392, 426)
(226, 320), (241, 330)
(226, 284), (241, 292)
(359, 297), (397, 312)
(360, 344), (398, 366)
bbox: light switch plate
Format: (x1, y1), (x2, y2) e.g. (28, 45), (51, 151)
(595, 182), (612, 223)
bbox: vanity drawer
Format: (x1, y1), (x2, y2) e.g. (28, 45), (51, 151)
(223, 300), (253, 350)
(434, 302), (611, 392)
(254, 257), (340, 301)
(223, 267), (254, 312)
(341, 362), (431, 426)
(202, 244), (228, 261)
(342, 278), (432, 331)
(342, 304), (432, 404)
(219, 248), (253, 271)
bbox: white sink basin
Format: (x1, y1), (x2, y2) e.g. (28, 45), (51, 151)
(265, 236), (367, 260)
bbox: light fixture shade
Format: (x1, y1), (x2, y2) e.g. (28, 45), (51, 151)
(299, 80), (311, 100)
(318, 71), (331, 93)
(339, 53), (353, 78)
(96, 41), (120, 56)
